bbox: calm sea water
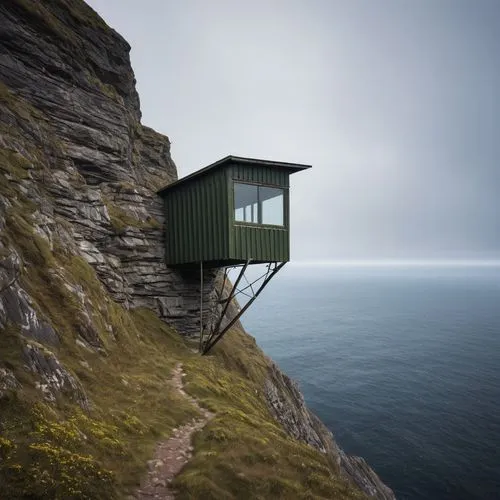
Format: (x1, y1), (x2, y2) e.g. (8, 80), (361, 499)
(241, 265), (500, 500)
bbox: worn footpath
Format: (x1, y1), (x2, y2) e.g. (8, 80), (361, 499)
(134, 363), (214, 499)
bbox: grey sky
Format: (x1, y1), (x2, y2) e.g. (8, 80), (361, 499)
(87, 0), (500, 261)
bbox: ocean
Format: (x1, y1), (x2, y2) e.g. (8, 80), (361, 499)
(241, 264), (500, 500)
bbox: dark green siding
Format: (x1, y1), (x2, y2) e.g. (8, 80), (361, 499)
(231, 225), (289, 262)
(231, 163), (290, 187)
(164, 168), (229, 265)
(162, 161), (293, 266)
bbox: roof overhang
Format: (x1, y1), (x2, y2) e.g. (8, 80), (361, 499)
(157, 155), (311, 195)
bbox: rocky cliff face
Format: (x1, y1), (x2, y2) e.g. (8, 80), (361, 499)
(0, 0), (217, 338)
(0, 1), (394, 498)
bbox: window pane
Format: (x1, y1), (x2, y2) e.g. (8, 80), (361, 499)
(260, 186), (284, 225)
(234, 183), (259, 223)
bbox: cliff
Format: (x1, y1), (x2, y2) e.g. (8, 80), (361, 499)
(0, 1), (395, 498)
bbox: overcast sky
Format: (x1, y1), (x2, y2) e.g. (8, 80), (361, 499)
(87, 0), (500, 262)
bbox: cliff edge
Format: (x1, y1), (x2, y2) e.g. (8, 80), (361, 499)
(0, 1), (395, 498)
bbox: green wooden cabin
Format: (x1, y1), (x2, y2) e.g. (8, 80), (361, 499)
(157, 156), (311, 267)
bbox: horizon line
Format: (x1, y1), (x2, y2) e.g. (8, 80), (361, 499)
(290, 259), (500, 267)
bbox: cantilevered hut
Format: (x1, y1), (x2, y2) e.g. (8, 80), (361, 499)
(157, 155), (310, 353)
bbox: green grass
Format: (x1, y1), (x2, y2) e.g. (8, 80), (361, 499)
(105, 200), (161, 234)
(0, 187), (365, 498)
(0, 149), (34, 179)
(0, 197), (200, 497)
(0, 96), (198, 497)
(172, 330), (364, 500)
(83, 70), (121, 102)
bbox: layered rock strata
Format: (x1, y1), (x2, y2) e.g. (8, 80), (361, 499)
(0, 0), (215, 337)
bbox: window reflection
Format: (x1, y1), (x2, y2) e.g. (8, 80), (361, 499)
(234, 183), (259, 223)
(234, 182), (284, 226)
(260, 186), (284, 225)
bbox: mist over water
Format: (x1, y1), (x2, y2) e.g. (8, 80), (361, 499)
(242, 264), (500, 500)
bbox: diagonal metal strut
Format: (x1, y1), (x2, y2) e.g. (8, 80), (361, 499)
(201, 260), (250, 352)
(201, 261), (286, 355)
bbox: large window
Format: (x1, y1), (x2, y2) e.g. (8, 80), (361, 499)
(234, 182), (284, 226)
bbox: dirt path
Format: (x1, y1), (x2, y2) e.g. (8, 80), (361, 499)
(134, 363), (214, 499)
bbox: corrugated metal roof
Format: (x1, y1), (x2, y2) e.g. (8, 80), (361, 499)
(157, 155), (311, 195)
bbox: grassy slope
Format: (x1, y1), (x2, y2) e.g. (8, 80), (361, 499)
(0, 85), (364, 500)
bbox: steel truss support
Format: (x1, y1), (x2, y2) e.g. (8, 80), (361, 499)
(200, 261), (286, 355)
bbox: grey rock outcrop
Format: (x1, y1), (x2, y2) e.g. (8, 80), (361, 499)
(0, 0), (212, 337)
(23, 342), (90, 410)
(265, 362), (331, 452)
(0, 248), (59, 345)
(339, 451), (396, 500)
